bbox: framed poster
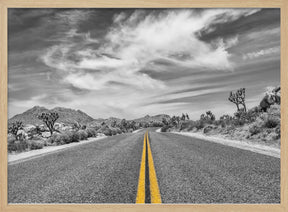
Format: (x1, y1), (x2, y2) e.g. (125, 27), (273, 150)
(0, 0), (287, 211)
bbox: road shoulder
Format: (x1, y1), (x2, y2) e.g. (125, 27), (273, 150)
(168, 131), (280, 158)
(8, 136), (107, 165)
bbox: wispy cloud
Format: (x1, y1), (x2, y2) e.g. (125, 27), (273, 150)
(8, 8), (280, 119)
(242, 47), (280, 60)
(41, 9), (259, 93)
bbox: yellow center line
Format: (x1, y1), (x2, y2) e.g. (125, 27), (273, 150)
(136, 132), (147, 203)
(146, 132), (162, 204)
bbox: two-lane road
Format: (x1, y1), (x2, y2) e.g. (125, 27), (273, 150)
(8, 130), (280, 203)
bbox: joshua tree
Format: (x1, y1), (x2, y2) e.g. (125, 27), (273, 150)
(8, 121), (24, 139)
(38, 112), (59, 136)
(200, 111), (215, 122)
(228, 88), (247, 112)
(207, 111), (215, 121)
(181, 113), (186, 121)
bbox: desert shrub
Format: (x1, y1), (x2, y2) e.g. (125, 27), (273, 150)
(161, 125), (170, 132)
(233, 107), (262, 126)
(29, 140), (44, 150)
(77, 130), (88, 140)
(225, 125), (236, 133)
(69, 132), (80, 143)
(58, 133), (72, 144)
(177, 120), (199, 131)
(152, 122), (163, 127)
(8, 139), (28, 153)
(219, 114), (234, 126)
(97, 125), (111, 135)
(213, 120), (226, 128)
(266, 131), (280, 141)
(8, 136), (17, 152)
(48, 133), (62, 145)
(246, 106), (261, 122)
(100, 127), (112, 136)
(264, 117), (279, 128)
(232, 117), (245, 126)
(195, 120), (205, 130)
(8, 135), (16, 144)
(249, 124), (261, 136)
(200, 111), (215, 124)
(111, 128), (117, 135)
(48, 132), (80, 145)
(203, 125), (214, 134)
(267, 104), (280, 116)
(220, 114), (233, 121)
(219, 120), (226, 128)
(116, 128), (122, 134)
(86, 128), (97, 137)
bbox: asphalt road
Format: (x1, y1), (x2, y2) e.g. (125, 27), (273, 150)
(8, 130), (280, 203)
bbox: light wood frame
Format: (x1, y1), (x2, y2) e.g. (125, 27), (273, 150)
(0, 0), (287, 211)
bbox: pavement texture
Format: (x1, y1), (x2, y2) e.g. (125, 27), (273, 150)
(8, 133), (144, 203)
(149, 132), (280, 203)
(8, 130), (280, 203)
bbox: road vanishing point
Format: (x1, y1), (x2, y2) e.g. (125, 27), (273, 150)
(8, 129), (280, 204)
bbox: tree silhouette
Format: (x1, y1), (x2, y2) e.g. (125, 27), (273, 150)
(38, 112), (59, 136)
(200, 111), (215, 122)
(181, 113), (186, 121)
(228, 88), (247, 112)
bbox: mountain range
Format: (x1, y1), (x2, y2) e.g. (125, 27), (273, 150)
(9, 106), (94, 125)
(8, 106), (171, 126)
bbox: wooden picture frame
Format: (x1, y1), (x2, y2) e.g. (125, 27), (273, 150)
(0, 0), (287, 211)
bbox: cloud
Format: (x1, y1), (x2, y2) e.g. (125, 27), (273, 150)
(242, 47), (280, 60)
(103, 9), (239, 70)
(54, 10), (92, 27)
(41, 9), (258, 92)
(199, 9), (260, 35)
(8, 9), (280, 119)
(63, 71), (165, 90)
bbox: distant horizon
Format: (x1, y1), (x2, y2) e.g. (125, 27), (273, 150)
(8, 104), (184, 120)
(8, 8), (280, 120)
(8, 100), (264, 121)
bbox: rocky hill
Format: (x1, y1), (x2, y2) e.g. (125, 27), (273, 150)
(9, 106), (95, 125)
(88, 117), (121, 127)
(9, 105), (171, 128)
(133, 114), (171, 123)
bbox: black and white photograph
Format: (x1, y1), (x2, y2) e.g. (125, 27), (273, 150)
(7, 8), (280, 204)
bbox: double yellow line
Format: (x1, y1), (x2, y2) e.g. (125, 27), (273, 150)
(136, 131), (162, 204)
